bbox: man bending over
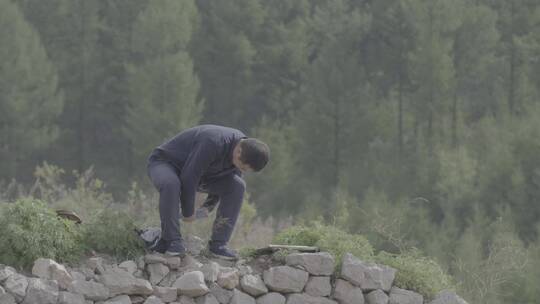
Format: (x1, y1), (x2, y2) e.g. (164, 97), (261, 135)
(146, 125), (270, 259)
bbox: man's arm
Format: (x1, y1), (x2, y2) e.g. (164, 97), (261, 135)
(179, 139), (217, 218)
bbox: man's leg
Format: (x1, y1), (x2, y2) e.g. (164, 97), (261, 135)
(205, 174), (245, 253)
(147, 161), (185, 254)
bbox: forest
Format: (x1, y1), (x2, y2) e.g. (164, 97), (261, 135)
(1, 0), (539, 303)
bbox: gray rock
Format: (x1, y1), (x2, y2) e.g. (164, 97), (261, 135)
(366, 289), (389, 304)
(237, 265), (252, 276)
(185, 236), (204, 255)
(51, 263), (74, 290)
(165, 257), (182, 270)
(32, 259), (73, 290)
(181, 256), (203, 272)
(286, 252), (335, 276)
(22, 278), (59, 304)
(32, 258), (55, 279)
(99, 268), (153, 296)
(68, 279), (110, 301)
(70, 271), (87, 281)
(144, 295), (164, 304)
(178, 295), (196, 304)
(0, 293), (16, 304)
(147, 263), (170, 285)
(196, 293), (219, 304)
(333, 279), (365, 304)
(134, 270), (145, 279)
(77, 267), (97, 281)
(119, 261), (138, 275)
(286, 293), (338, 304)
(154, 286), (177, 303)
(217, 269), (239, 290)
(145, 254), (168, 265)
(88, 257), (106, 274)
(201, 262), (220, 283)
(240, 274), (268, 297)
(4, 273), (28, 301)
(0, 265), (16, 282)
(428, 290), (468, 304)
(388, 287), (423, 304)
(172, 271), (208, 297)
(263, 266), (309, 293)
(137, 256), (146, 270)
(159, 271), (179, 287)
(208, 283), (233, 304)
(104, 295), (132, 304)
(256, 292), (285, 304)
(341, 253), (396, 292)
(130, 296), (145, 304)
(305, 276), (331, 297)
(230, 289), (255, 304)
(59, 291), (86, 304)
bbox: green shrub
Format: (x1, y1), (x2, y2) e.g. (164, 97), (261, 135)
(33, 163), (114, 220)
(238, 246), (258, 259)
(376, 249), (455, 300)
(0, 198), (83, 269)
(81, 208), (145, 260)
(273, 225), (321, 246)
(273, 223), (374, 265)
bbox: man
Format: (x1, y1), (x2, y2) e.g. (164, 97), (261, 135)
(146, 125), (270, 259)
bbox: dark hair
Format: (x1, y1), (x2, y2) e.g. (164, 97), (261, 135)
(239, 138), (270, 172)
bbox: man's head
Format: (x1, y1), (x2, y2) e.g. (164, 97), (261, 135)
(232, 138), (270, 173)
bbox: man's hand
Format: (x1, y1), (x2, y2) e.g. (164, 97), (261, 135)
(183, 214), (196, 222)
(195, 207), (209, 219)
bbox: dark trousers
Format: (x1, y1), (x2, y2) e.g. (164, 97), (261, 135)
(147, 159), (245, 246)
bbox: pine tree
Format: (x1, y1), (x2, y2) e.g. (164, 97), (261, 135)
(0, 0), (63, 180)
(251, 0), (312, 123)
(483, 0), (539, 116)
(16, 0), (102, 174)
(192, 0), (265, 129)
(292, 0), (373, 217)
(452, 2), (499, 144)
(122, 0), (203, 173)
(16, 0), (150, 189)
(366, 0), (417, 154)
(408, 0), (461, 151)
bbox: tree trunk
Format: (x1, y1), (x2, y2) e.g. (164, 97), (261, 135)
(78, 0), (87, 173)
(452, 91), (458, 147)
(398, 59), (404, 155)
(508, 1), (516, 115)
(333, 97), (340, 192)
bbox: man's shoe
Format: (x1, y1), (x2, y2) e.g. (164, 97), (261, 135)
(149, 238), (167, 254)
(165, 240), (186, 256)
(209, 244), (238, 260)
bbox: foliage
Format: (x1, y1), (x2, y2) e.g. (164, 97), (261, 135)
(0, 198), (82, 269)
(183, 193), (261, 248)
(81, 208), (145, 260)
(32, 162), (113, 220)
(451, 208), (529, 304)
(0, 0), (63, 180)
(273, 223), (374, 264)
(377, 249), (454, 300)
(238, 246), (258, 259)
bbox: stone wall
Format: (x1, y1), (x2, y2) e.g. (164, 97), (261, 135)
(0, 246), (468, 304)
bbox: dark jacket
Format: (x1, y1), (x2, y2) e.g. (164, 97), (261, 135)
(148, 125), (246, 217)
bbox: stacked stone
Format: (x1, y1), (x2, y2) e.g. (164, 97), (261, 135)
(0, 250), (468, 304)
